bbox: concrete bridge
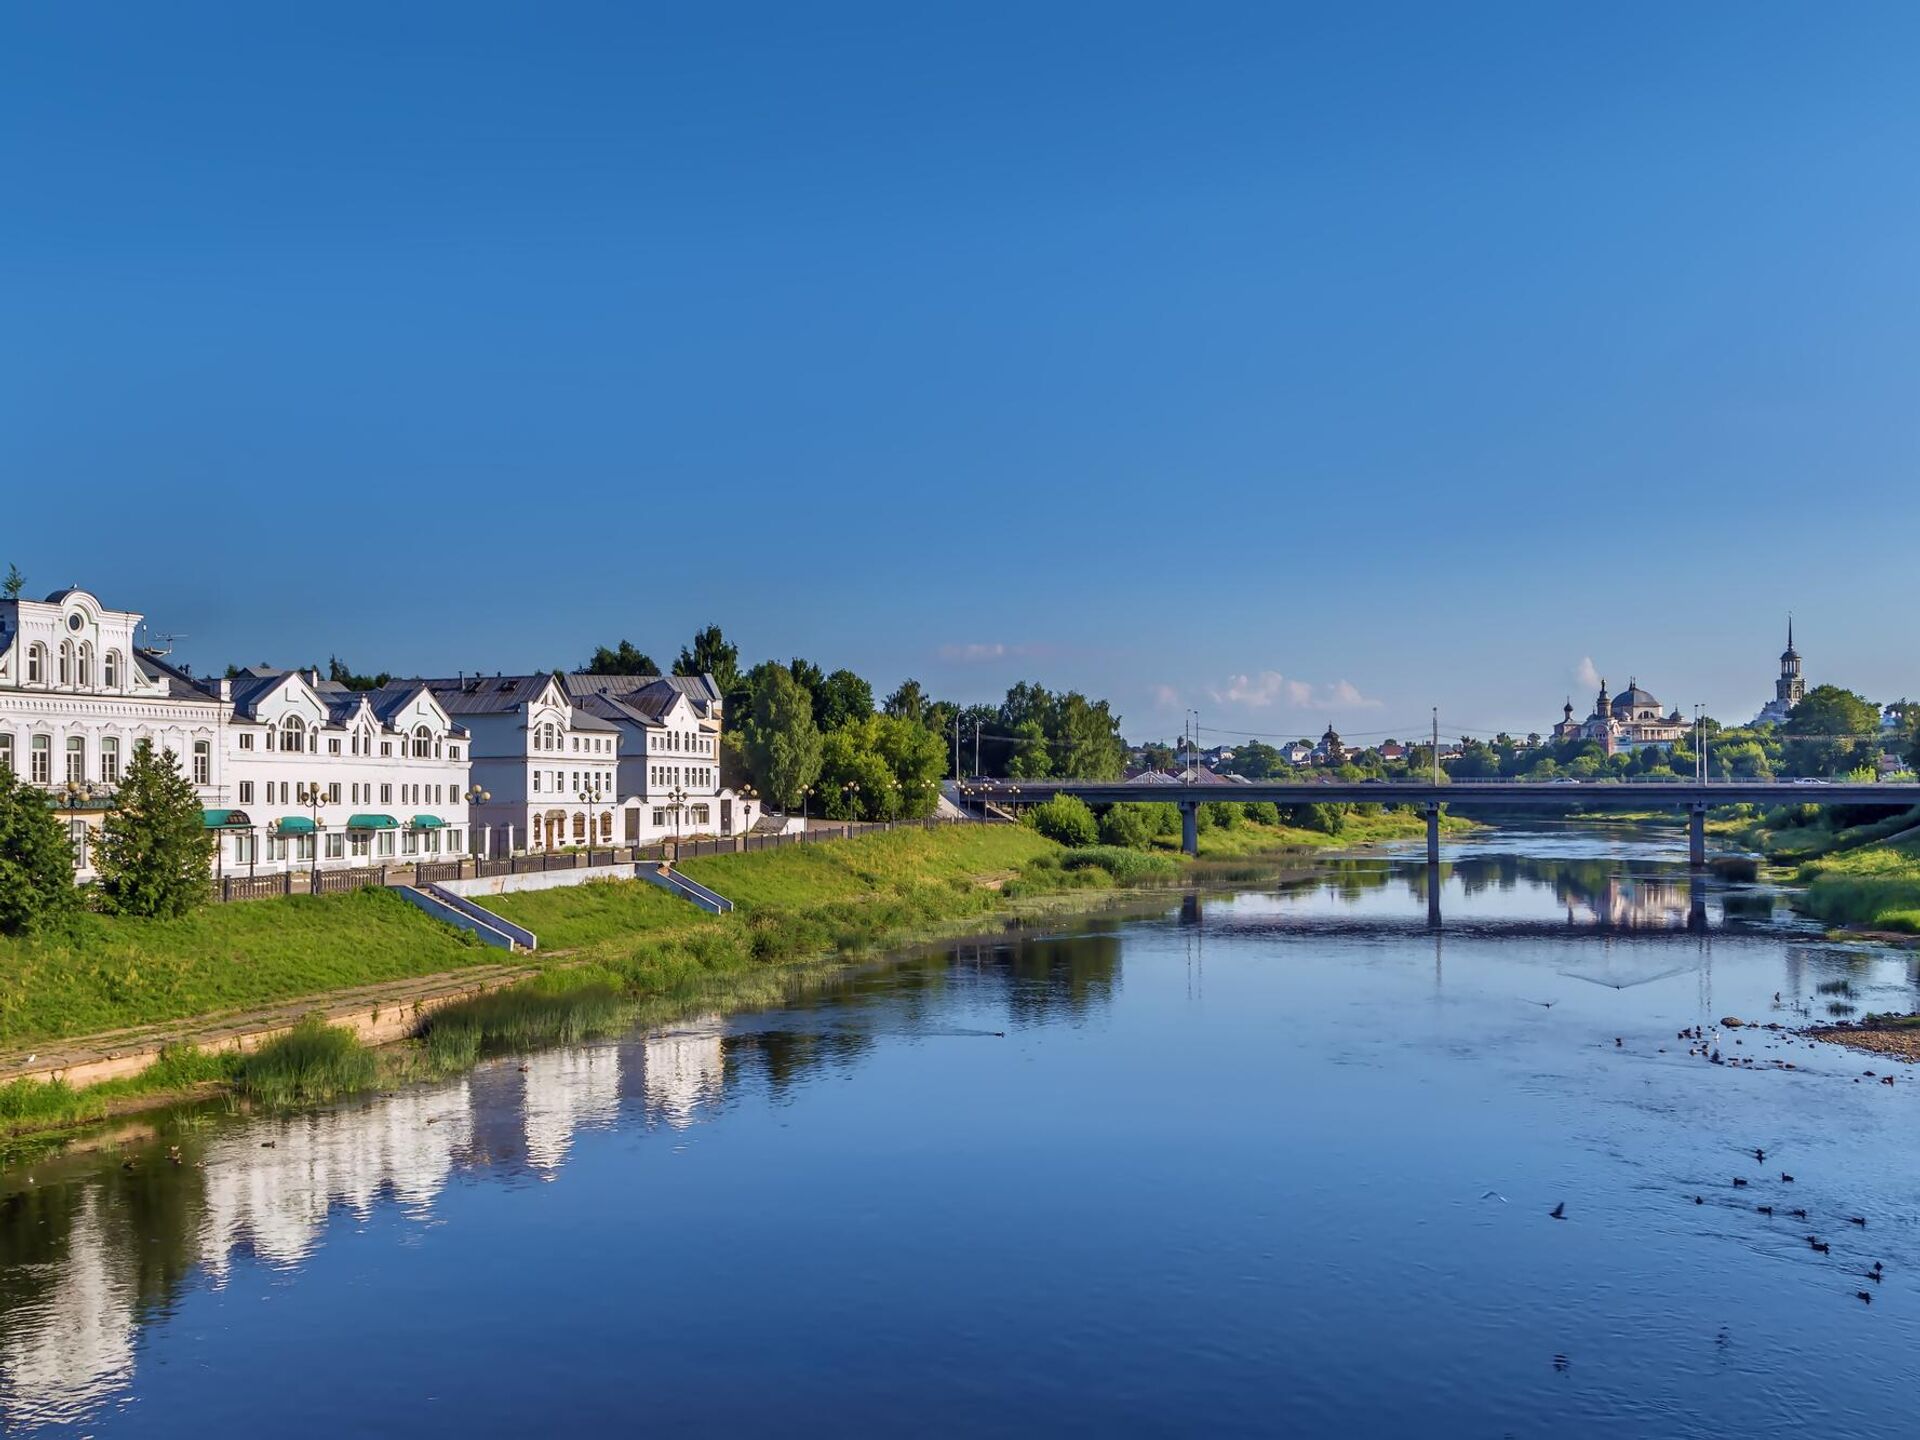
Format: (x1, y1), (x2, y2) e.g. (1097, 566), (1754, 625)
(960, 779), (1920, 866)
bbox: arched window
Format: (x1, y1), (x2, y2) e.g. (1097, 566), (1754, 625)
(77, 643), (92, 688)
(281, 716), (307, 753)
(103, 650), (121, 689)
(412, 725), (432, 759)
(58, 643), (73, 686)
(26, 645), (44, 685)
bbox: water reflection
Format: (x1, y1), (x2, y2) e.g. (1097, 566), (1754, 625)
(2, 832), (1916, 1437)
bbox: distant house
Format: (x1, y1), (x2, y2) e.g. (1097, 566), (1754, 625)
(1378, 741), (1406, 762)
(1282, 742), (1313, 766)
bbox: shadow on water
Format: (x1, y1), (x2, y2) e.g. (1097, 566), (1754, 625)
(2, 825), (1918, 1436)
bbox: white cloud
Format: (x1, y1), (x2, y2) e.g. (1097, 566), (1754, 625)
(1204, 671), (1382, 711)
(938, 642), (1008, 663)
(1151, 684), (1182, 710)
(1575, 656), (1602, 692)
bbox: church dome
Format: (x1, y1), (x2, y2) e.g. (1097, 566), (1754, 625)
(1611, 682), (1659, 715)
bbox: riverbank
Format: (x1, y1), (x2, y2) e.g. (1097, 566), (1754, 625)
(0, 815), (1483, 1145)
(1148, 805), (1472, 859)
(0, 826), (1126, 1142)
(1707, 801), (1920, 934)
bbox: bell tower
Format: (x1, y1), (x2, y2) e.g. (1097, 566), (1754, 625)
(1777, 616), (1804, 708)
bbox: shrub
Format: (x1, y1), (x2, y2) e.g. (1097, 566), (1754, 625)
(1242, 801), (1281, 826)
(1060, 846), (1180, 884)
(1097, 803), (1162, 849)
(1200, 801), (1241, 830)
(236, 1018), (378, 1106)
(1026, 794), (1098, 847)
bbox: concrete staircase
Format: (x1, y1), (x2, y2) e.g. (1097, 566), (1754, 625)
(638, 864), (735, 914)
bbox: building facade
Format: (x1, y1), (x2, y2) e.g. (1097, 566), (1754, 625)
(208, 667), (471, 875)
(0, 588), (472, 878)
(1552, 677), (1688, 754)
(1752, 619), (1805, 728)
(0, 588), (228, 876)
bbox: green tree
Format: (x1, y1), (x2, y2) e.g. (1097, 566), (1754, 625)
(883, 679), (928, 724)
(1005, 718), (1053, 779)
(1026, 794), (1097, 847)
(1097, 802), (1162, 848)
(787, 657), (827, 707)
(583, 640), (658, 676)
(673, 624), (741, 694)
(0, 765), (75, 933)
(1055, 692), (1127, 779)
(814, 715), (946, 819)
(735, 662), (823, 811)
(1784, 684), (1881, 776)
(815, 669), (875, 732)
(1, 563), (23, 599)
(327, 655), (394, 690)
(94, 741), (215, 918)
(1139, 742), (1176, 773)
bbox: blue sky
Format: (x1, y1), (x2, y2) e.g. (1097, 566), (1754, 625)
(5, 2), (1917, 746)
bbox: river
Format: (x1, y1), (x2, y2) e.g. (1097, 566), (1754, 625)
(3, 825), (1917, 1437)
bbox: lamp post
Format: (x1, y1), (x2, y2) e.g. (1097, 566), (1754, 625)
(737, 783), (757, 843)
(841, 779), (860, 823)
(466, 784), (490, 858)
(800, 784), (815, 830)
(667, 783), (688, 857)
(305, 778), (327, 888)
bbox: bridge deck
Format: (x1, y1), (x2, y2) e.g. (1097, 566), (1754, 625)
(961, 781), (1920, 809)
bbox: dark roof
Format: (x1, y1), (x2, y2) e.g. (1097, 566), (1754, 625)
(419, 675), (559, 715)
(563, 672), (722, 718)
(1610, 683), (1660, 713)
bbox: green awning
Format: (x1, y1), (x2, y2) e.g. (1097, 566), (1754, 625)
(347, 813), (398, 831)
(202, 808), (252, 829)
(275, 815), (316, 835)
(409, 814), (446, 829)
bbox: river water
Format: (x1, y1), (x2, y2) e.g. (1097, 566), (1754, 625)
(3, 826), (1918, 1437)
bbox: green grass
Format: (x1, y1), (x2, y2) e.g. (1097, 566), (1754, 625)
(1798, 836), (1920, 934)
(0, 1044), (235, 1135)
(416, 978), (637, 1071)
(0, 886), (490, 1048)
(232, 1017), (379, 1106)
(1147, 808), (1467, 859)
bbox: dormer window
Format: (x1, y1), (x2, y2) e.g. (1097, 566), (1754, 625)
(412, 725), (432, 759)
(281, 716), (308, 752)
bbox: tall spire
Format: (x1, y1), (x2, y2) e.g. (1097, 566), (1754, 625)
(1787, 612), (1794, 652)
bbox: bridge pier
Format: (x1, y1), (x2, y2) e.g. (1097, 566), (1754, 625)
(1425, 802), (1442, 927)
(1688, 804), (1707, 870)
(1179, 800), (1199, 857)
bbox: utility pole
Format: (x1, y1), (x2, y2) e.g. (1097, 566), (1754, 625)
(974, 720), (980, 779)
(953, 713), (960, 781)
(1431, 707), (1440, 787)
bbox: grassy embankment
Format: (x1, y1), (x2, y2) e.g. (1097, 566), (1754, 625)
(0, 826), (1101, 1136)
(1146, 807), (1474, 859)
(1705, 802), (1920, 934)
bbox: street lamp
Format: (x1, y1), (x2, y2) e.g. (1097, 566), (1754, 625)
(737, 783), (757, 840)
(305, 778), (327, 887)
(465, 784), (490, 859)
(666, 783), (688, 855)
(841, 779), (859, 821)
(800, 784), (815, 829)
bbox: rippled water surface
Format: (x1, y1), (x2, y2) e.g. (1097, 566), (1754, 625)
(4, 826), (1919, 1436)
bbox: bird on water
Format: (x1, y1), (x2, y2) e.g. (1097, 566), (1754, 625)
(1550, 1202), (1566, 1220)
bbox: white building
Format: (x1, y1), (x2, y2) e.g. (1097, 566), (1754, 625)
(425, 671), (752, 853)
(561, 672), (751, 841)
(425, 673), (624, 854)
(204, 667), (472, 874)
(0, 587), (227, 876)
(0, 587), (471, 878)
